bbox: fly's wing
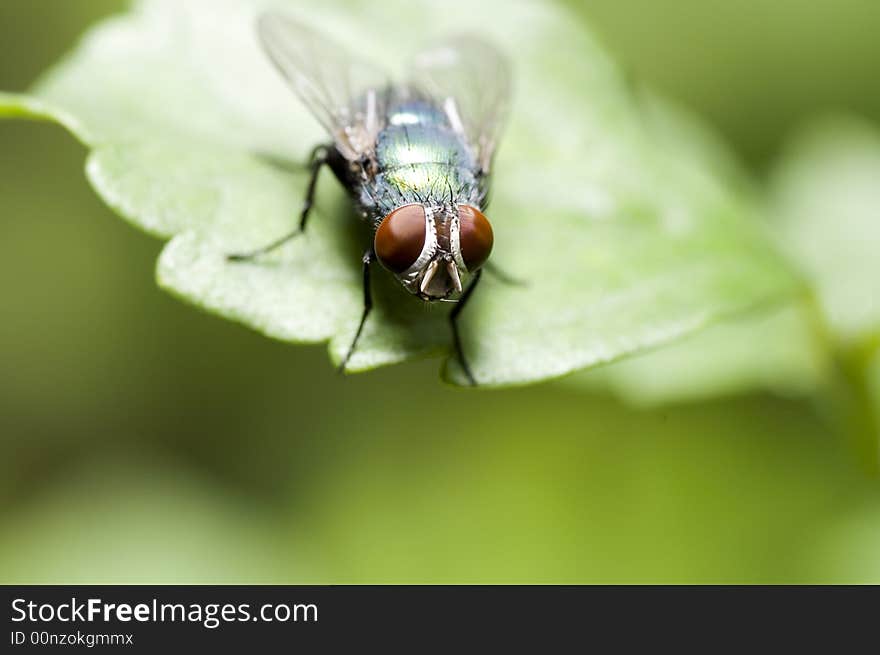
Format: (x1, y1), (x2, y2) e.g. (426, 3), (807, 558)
(410, 37), (511, 174)
(257, 12), (389, 160)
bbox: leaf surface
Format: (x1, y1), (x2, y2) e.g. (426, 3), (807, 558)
(1, 0), (800, 386)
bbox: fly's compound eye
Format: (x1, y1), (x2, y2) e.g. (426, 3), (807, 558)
(457, 205), (494, 271)
(374, 204), (428, 273)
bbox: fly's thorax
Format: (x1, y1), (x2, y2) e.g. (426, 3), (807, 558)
(357, 164), (482, 219)
(342, 93), (486, 217)
(373, 202), (494, 301)
(376, 124), (472, 170)
(356, 112), (481, 215)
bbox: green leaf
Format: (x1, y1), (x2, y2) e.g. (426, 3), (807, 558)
(559, 96), (829, 405)
(768, 116), (880, 462)
(568, 301), (829, 406)
(1, 0), (800, 386)
(770, 116), (880, 345)
(0, 92), (81, 133)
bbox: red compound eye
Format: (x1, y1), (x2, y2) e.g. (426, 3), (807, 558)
(374, 204), (427, 273)
(457, 205), (494, 271)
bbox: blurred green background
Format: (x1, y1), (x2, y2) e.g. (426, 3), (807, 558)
(2, 0), (880, 583)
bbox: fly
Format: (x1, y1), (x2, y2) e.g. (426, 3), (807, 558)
(228, 12), (511, 385)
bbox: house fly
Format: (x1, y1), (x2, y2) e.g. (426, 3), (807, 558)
(229, 12), (511, 385)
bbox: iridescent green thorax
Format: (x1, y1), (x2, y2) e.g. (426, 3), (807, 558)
(358, 97), (484, 224)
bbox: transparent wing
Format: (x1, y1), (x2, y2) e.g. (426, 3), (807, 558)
(257, 12), (390, 160)
(410, 36), (511, 173)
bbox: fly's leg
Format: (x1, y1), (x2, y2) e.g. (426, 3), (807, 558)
(484, 261), (527, 287)
(227, 144), (330, 262)
(450, 268), (482, 386)
(339, 249), (374, 374)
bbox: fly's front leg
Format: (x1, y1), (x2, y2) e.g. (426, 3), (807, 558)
(339, 249), (374, 374)
(227, 144), (330, 262)
(450, 268), (482, 386)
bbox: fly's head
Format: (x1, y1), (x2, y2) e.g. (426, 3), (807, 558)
(374, 203), (493, 301)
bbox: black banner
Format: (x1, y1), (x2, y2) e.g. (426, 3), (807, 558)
(1, 585), (871, 650)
